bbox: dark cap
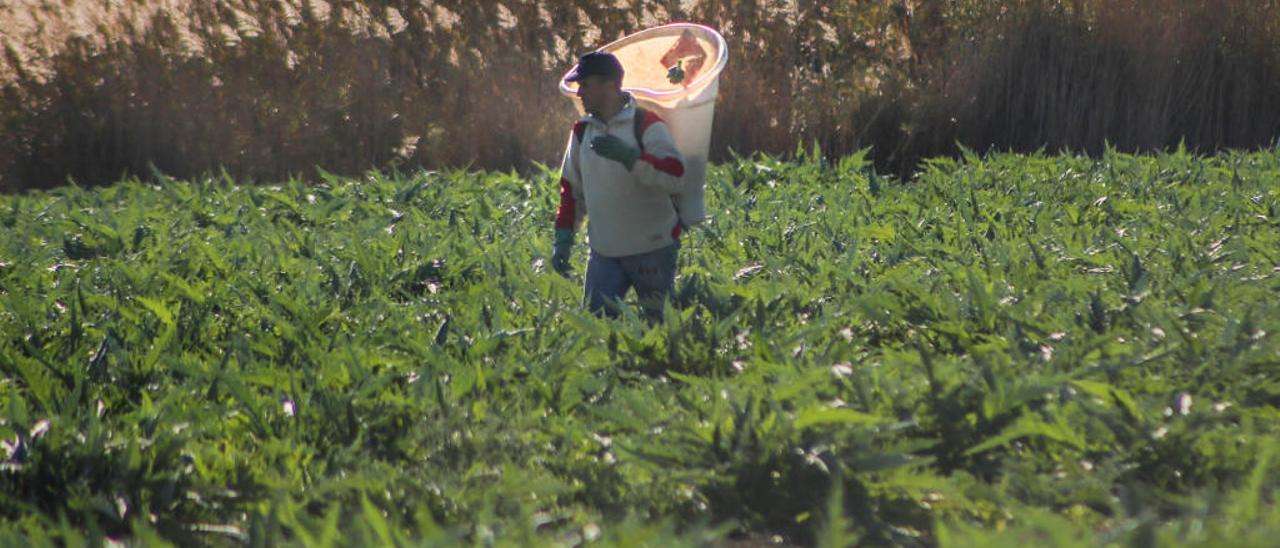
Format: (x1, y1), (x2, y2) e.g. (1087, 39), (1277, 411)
(566, 51), (624, 83)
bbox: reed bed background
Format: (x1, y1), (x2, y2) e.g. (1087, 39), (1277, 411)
(2, 0), (1280, 191)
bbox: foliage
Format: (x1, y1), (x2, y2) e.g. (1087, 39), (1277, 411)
(1, 148), (1278, 545)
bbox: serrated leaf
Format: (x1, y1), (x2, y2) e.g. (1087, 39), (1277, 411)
(135, 296), (175, 327)
(795, 407), (883, 429)
(1069, 379), (1144, 422)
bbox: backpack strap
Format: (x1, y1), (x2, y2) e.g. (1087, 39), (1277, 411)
(573, 108), (650, 153)
(633, 107), (647, 152)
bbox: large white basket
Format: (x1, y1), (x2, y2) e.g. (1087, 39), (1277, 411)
(560, 23), (728, 226)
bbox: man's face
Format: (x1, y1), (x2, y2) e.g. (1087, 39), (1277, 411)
(576, 75), (618, 116)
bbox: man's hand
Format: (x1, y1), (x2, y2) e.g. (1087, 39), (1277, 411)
(551, 228), (574, 276)
(591, 134), (639, 170)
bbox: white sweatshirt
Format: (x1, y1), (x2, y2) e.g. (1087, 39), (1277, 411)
(555, 94), (686, 258)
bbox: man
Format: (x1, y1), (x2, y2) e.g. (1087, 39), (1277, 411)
(552, 51), (686, 319)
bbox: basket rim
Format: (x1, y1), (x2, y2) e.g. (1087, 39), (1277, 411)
(559, 23), (728, 100)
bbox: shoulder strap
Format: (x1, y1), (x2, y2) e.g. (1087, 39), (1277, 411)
(633, 108), (646, 152)
(572, 109), (649, 153)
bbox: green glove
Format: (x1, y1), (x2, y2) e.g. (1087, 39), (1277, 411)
(551, 228), (574, 275)
(591, 134), (639, 170)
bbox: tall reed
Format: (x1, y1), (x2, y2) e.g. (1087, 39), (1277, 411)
(2, 0), (1278, 190)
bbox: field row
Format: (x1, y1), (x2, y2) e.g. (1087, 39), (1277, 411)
(0, 149), (1277, 545)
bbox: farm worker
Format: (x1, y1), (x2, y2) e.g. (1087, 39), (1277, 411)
(551, 51), (687, 319)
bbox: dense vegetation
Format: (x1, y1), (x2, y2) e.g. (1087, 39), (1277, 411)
(4, 0), (1280, 190)
(1, 149), (1277, 545)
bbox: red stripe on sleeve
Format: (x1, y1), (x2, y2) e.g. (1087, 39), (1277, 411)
(639, 152), (685, 177)
(671, 222), (682, 240)
(555, 178), (577, 229)
(638, 111), (663, 135)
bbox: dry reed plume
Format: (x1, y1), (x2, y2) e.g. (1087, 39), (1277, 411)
(1, 0), (1279, 191)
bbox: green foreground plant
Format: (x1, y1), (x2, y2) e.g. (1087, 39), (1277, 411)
(0, 148), (1277, 545)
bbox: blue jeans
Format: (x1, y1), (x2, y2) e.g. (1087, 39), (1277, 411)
(584, 242), (680, 319)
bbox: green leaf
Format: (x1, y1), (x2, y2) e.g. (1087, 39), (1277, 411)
(858, 224), (896, 242)
(1069, 379), (1144, 422)
(965, 412), (1085, 456)
(360, 495), (396, 547)
(795, 407), (883, 430)
(135, 296), (175, 327)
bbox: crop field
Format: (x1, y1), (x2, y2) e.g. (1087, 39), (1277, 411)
(1, 149), (1278, 546)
